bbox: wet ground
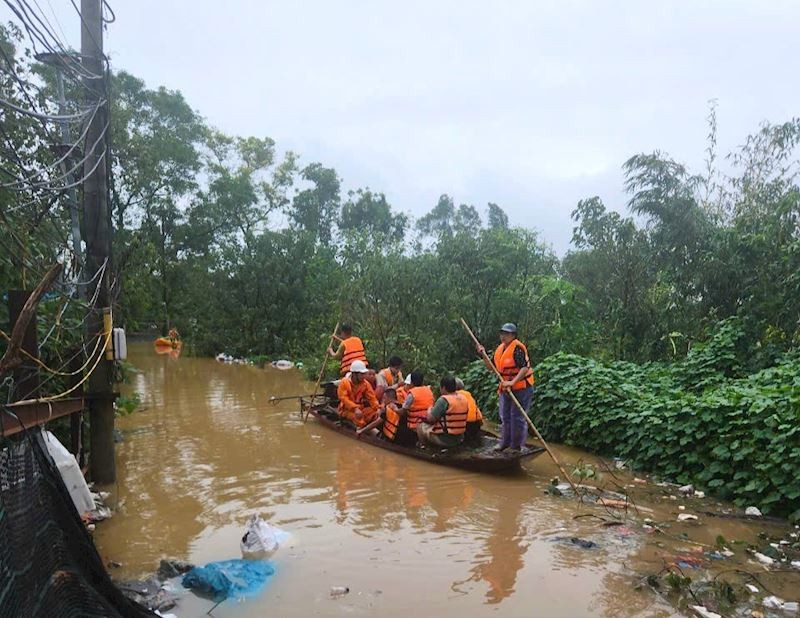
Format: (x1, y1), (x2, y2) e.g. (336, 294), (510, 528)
(93, 343), (800, 617)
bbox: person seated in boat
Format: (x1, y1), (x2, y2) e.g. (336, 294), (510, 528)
(417, 375), (469, 449)
(393, 373), (410, 404)
(378, 388), (416, 447)
(168, 327), (179, 342)
(337, 360), (379, 428)
(400, 369), (434, 435)
(328, 323), (368, 376)
(376, 356), (404, 391)
(455, 377), (484, 446)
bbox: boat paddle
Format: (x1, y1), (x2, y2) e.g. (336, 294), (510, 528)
(459, 317), (578, 494)
(304, 322), (339, 423)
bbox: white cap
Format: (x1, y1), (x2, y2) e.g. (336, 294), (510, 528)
(349, 360), (368, 373)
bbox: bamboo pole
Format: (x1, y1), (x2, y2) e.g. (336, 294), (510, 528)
(459, 318), (578, 494)
(304, 322), (339, 422)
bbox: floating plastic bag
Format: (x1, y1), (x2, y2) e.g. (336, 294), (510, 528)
(182, 559), (274, 600)
(240, 515), (289, 559)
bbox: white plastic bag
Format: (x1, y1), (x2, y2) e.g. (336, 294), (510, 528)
(240, 515), (288, 559)
(43, 431), (95, 515)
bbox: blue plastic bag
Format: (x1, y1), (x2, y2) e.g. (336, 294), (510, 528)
(182, 559), (275, 600)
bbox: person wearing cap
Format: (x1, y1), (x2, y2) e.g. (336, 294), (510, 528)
(475, 323), (534, 451)
(337, 360), (379, 428)
(328, 323), (368, 376)
(455, 377), (484, 446)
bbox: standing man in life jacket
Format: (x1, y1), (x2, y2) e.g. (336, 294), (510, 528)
(400, 369), (435, 436)
(328, 323), (368, 376)
(337, 360), (379, 428)
(417, 375), (469, 449)
(475, 323), (534, 452)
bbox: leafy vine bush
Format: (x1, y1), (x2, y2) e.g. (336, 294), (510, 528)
(533, 353), (800, 517)
(461, 359), (500, 421)
(464, 320), (800, 518)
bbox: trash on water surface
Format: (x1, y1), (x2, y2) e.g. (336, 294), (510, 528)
(673, 555), (704, 569)
(753, 551), (775, 566)
(330, 586), (350, 598)
(745, 506), (763, 517)
(271, 360), (294, 370)
(691, 605), (721, 618)
(182, 559), (274, 600)
(241, 515), (290, 559)
(553, 537), (598, 549)
(677, 513), (699, 522)
(763, 595), (799, 613)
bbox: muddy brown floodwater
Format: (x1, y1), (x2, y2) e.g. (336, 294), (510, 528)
(93, 343), (799, 617)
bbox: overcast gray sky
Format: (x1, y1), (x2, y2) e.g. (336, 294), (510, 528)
(18, 0), (799, 253)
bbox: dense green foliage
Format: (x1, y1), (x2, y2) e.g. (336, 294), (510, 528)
(532, 321), (800, 516)
(2, 29), (800, 512)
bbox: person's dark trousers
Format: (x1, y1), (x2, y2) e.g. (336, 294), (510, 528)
(498, 386), (533, 449)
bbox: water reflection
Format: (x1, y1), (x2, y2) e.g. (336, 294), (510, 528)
(93, 344), (794, 618)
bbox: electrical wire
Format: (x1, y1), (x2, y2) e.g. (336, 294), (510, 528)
(0, 103), (100, 189)
(101, 0), (115, 24)
(0, 96), (98, 122)
(9, 318), (112, 404)
(0, 319), (105, 376)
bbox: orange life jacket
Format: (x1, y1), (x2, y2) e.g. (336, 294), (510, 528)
(340, 336), (367, 374)
(382, 404), (403, 441)
(394, 385), (408, 404)
(406, 385), (434, 429)
(337, 377), (378, 415)
(432, 393), (469, 435)
(379, 367), (402, 387)
(493, 339), (534, 391)
(457, 389), (483, 423)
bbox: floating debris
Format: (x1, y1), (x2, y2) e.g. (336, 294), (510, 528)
(691, 605), (721, 618)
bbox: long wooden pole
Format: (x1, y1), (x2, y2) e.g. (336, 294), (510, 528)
(459, 318), (578, 493)
(304, 322), (339, 422)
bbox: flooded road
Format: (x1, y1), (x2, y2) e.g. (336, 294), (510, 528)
(94, 344), (799, 617)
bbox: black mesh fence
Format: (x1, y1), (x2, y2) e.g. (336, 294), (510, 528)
(0, 427), (156, 617)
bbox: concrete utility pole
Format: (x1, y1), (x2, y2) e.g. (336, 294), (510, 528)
(81, 0), (115, 483)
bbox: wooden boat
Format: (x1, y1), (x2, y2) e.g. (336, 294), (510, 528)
(301, 396), (545, 473)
